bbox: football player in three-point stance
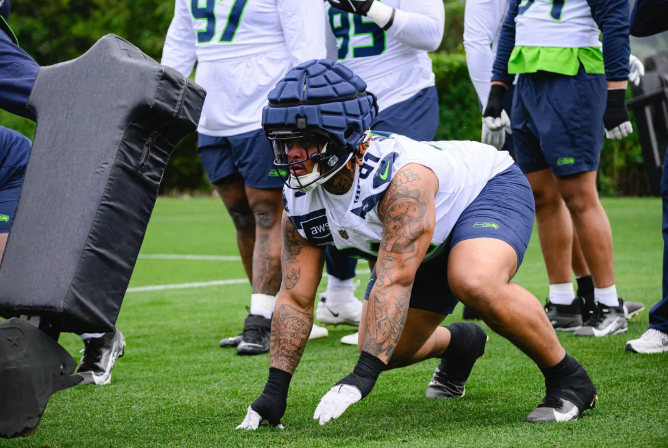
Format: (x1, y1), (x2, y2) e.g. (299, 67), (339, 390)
(317, 0), (444, 345)
(237, 60), (597, 429)
(162, 0), (328, 354)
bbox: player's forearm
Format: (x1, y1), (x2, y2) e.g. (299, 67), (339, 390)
(269, 293), (314, 374)
(361, 271), (412, 364)
(366, 1), (444, 52)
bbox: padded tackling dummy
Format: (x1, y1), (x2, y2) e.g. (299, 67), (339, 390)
(0, 34), (205, 334)
(0, 318), (82, 438)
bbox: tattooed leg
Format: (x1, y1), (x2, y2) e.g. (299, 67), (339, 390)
(247, 187), (284, 296)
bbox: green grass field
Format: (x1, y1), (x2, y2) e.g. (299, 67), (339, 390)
(2, 197), (667, 448)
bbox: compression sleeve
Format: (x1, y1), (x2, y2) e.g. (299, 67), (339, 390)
(491, 0), (518, 85)
(586, 0), (631, 81)
(630, 0), (668, 37)
(279, 0), (327, 66)
(161, 0), (197, 78)
(366, 0), (444, 52)
(0, 31), (39, 121)
(464, 0), (509, 106)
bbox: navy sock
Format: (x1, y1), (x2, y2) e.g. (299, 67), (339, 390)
(576, 276), (594, 297)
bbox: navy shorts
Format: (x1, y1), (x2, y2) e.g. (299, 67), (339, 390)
(512, 65), (606, 177)
(0, 127), (31, 233)
(198, 128), (283, 189)
(364, 164), (535, 315)
(372, 86), (439, 141)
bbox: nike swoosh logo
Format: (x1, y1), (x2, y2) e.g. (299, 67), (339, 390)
(379, 162), (390, 180)
(553, 406), (579, 422)
(329, 309), (339, 317)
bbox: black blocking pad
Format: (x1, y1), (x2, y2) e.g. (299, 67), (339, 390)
(0, 35), (205, 333)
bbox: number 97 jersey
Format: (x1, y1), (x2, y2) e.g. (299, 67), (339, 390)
(325, 0), (437, 111)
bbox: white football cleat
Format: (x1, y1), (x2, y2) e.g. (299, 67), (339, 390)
(316, 290), (363, 326)
(340, 332), (359, 346)
(625, 329), (668, 354)
(309, 324), (329, 340)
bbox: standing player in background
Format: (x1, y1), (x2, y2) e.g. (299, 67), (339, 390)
(486, 0), (637, 337)
(462, 0), (641, 325)
(0, 0), (126, 385)
(625, 0), (668, 353)
(319, 0), (444, 345)
(162, 0), (328, 355)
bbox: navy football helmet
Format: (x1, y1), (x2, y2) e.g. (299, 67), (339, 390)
(262, 59), (377, 192)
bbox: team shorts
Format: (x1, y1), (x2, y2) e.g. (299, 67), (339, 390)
(371, 86), (439, 142)
(512, 64), (607, 177)
(0, 130), (31, 233)
(364, 164), (535, 315)
(198, 128), (283, 189)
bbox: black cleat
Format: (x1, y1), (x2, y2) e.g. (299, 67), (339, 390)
(545, 299), (583, 331)
(236, 314), (271, 356)
(77, 329), (126, 385)
(219, 332), (243, 348)
(579, 294), (596, 321)
(526, 361), (597, 422)
(621, 299), (645, 320)
(574, 302), (627, 337)
(426, 323), (487, 398)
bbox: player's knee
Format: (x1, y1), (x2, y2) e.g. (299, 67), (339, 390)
(561, 191), (589, 216)
(450, 270), (495, 309)
(251, 204), (280, 231)
(227, 205), (255, 233)
(532, 188), (560, 213)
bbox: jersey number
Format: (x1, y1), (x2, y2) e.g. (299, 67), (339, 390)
(328, 7), (386, 59)
(191, 0), (249, 44)
(517, 0), (565, 22)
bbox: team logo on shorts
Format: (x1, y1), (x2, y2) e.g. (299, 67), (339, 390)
(557, 157), (575, 165)
(339, 229), (349, 240)
(0, 214), (8, 222)
(473, 221), (499, 229)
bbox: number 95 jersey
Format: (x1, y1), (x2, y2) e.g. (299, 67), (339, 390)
(324, 0), (443, 112)
(283, 132), (514, 262)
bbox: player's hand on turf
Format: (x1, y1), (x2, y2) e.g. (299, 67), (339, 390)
(629, 54), (645, 87)
(483, 85), (511, 133)
(327, 0), (374, 15)
(313, 384), (363, 426)
(604, 89), (633, 140)
(236, 394), (287, 430)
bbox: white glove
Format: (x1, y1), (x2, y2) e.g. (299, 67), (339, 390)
(481, 120), (506, 150)
(313, 384), (362, 426)
(605, 121), (634, 140)
(236, 406), (284, 430)
(483, 109), (511, 133)
(629, 54), (645, 87)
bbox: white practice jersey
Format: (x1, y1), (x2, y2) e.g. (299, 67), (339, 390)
(464, 0), (510, 106)
(162, 0), (326, 136)
(515, 0), (601, 48)
(283, 133), (514, 261)
(324, 0), (444, 111)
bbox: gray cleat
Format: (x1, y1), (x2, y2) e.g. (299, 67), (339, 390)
(426, 368), (466, 398)
(77, 329), (126, 385)
(545, 299), (583, 331)
(526, 397), (584, 423)
(219, 332), (243, 348)
(574, 303), (627, 337)
(621, 299), (645, 320)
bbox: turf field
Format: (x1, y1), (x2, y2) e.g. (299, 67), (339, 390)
(3, 197), (667, 448)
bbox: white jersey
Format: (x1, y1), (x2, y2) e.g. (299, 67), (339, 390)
(324, 0), (444, 111)
(463, 0), (510, 106)
(515, 0), (601, 48)
(162, 0), (327, 136)
(283, 133), (514, 261)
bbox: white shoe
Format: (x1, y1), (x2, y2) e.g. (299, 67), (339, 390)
(309, 324), (329, 340)
(625, 329), (668, 354)
(316, 288), (363, 326)
(340, 332), (359, 345)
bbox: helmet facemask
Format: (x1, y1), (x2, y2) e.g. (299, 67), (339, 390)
(267, 129), (353, 192)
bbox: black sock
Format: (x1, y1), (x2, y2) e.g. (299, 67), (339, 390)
(576, 276), (594, 298)
(540, 354), (581, 383)
(438, 322), (487, 382)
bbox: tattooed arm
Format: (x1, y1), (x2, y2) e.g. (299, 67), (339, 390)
(362, 164), (437, 363)
(313, 164), (438, 426)
(271, 212), (325, 374)
(238, 212), (324, 430)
